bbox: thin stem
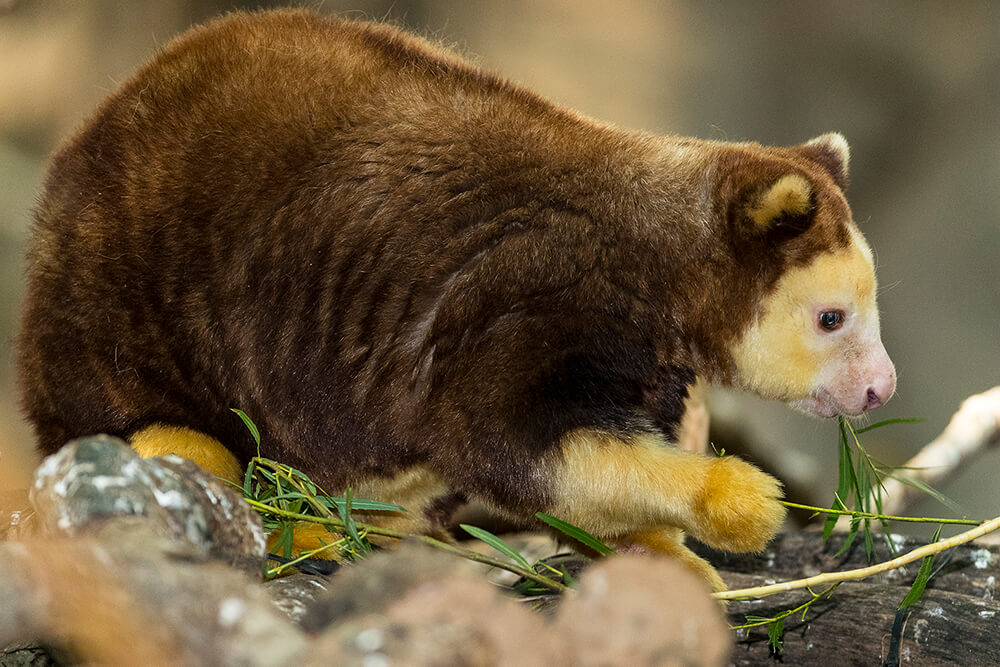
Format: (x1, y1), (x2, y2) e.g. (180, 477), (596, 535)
(266, 537), (347, 578)
(715, 514), (1000, 601)
(244, 498), (570, 593)
(780, 500), (980, 526)
(729, 583), (840, 630)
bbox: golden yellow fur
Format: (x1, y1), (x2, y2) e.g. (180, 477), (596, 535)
(748, 174), (812, 228)
(352, 466), (452, 536)
(627, 528), (725, 592)
(269, 468), (455, 558)
(730, 237), (876, 402)
(130, 425), (243, 483)
(548, 429), (785, 568)
(131, 426), (452, 558)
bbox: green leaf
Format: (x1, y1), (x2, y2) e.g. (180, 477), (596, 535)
(823, 492), (848, 543)
(822, 504), (839, 542)
(323, 497), (406, 513)
(824, 419), (854, 544)
(853, 417), (923, 435)
(833, 515), (860, 557)
(884, 472), (964, 515)
(242, 458), (256, 498)
(863, 519), (875, 562)
(276, 521), (294, 559)
(231, 408), (261, 447)
(898, 525), (943, 610)
(767, 617), (785, 653)
(337, 487), (364, 549)
(536, 513), (615, 555)
(459, 524), (532, 570)
(898, 552), (935, 610)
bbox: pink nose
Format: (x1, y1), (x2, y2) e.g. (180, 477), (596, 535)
(865, 388), (882, 410)
(863, 371), (896, 412)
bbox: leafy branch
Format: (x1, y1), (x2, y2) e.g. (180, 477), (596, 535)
(731, 416), (986, 652)
(779, 500), (979, 526)
(715, 513), (1000, 601)
(731, 583), (840, 652)
(244, 498), (572, 592)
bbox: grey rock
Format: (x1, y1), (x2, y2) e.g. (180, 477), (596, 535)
(555, 554), (732, 666)
(0, 644), (66, 667)
(264, 574), (330, 623)
(0, 543), (49, 649)
(0, 530), (308, 667)
(307, 545), (565, 666)
(300, 541), (475, 633)
(29, 435), (266, 572)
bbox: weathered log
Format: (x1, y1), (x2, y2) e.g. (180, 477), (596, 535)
(712, 532), (999, 665)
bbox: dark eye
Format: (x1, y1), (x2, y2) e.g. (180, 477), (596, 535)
(819, 310), (845, 332)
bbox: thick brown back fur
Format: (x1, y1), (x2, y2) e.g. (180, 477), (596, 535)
(18, 10), (850, 514)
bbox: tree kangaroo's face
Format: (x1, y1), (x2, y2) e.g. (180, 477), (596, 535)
(732, 225), (895, 418)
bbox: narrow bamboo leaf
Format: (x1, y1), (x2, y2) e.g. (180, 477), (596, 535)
(283, 465), (318, 483)
(560, 564), (576, 588)
(898, 525), (943, 610)
(884, 473), (963, 515)
(269, 487), (297, 500)
(277, 522), (294, 559)
(836, 419), (852, 500)
(459, 524), (532, 570)
(856, 456), (870, 513)
(338, 487), (364, 548)
(324, 497), (406, 513)
(837, 421), (854, 503)
(898, 552), (935, 610)
(853, 417), (923, 434)
(822, 496), (844, 542)
(833, 516), (860, 557)
(536, 512), (615, 555)
(242, 458), (256, 497)
(825, 422), (855, 543)
(767, 618), (785, 653)
(230, 408), (261, 447)
(863, 519), (875, 562)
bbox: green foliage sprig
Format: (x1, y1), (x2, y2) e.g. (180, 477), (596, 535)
(232, 408), (576, 590)
(732, 417), (990, 653)
(732, 583), (841, 652)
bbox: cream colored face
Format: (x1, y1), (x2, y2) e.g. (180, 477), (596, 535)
(730, 227), (896, 417)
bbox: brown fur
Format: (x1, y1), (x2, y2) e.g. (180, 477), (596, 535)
(18, 10), (867, 577)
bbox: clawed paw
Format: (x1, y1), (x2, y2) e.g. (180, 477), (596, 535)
(688, 456), (785, 553)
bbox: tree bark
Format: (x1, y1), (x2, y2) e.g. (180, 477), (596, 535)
(710, 532), (999, 665)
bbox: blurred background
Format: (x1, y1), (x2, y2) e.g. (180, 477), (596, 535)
(1, 1), (997, 528)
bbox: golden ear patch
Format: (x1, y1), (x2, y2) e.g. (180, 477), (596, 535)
(748, 174), (812, 228)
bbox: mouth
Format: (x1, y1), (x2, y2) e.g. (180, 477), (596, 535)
(790, 390), (864, 419)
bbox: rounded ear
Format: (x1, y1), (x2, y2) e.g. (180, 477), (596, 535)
(744, 173), (813, 239)
(799, 132), (850, 191)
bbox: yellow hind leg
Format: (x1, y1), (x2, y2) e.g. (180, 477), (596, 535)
(130, 424), (344, 563)
(130, 424), (243, 484)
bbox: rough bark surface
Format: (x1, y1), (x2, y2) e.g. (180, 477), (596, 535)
(709, 532), (999, 665)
